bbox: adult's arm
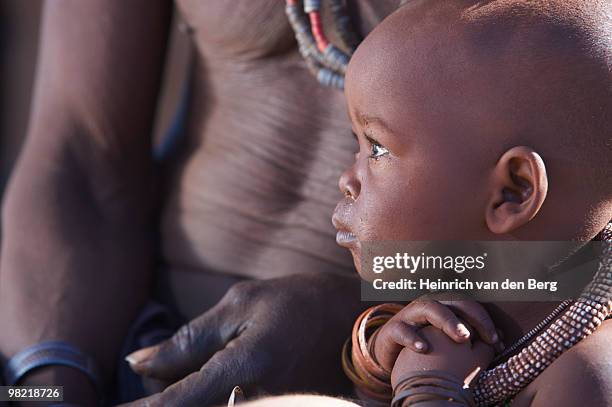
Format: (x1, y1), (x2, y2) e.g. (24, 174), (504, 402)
(0, 0), (171, 402)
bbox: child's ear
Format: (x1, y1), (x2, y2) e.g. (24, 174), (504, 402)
(485, 146), (548, 234)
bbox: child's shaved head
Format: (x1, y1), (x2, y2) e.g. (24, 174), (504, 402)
(334, 0), (610, 271)
(460, 0), (611, 189)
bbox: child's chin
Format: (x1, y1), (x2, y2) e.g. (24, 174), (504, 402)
(356, 268), (380, 283)
(349, 252), (364, 277)
(351, 253), (376, 282)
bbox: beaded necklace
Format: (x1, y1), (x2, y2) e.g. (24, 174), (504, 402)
(491, 300), (572, 366)
(474, 223), (612, 406)
(285, 0), (357, 89)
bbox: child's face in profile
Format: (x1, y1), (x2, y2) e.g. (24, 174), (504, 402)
(331, 8), (495, 276)
(332, 1), (612, 276)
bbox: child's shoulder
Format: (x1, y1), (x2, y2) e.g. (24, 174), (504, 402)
(526, 319), (612, 406)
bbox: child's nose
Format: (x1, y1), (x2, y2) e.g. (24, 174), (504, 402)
(338, 166), (360, 200)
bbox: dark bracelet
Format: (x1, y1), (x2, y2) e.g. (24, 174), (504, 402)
(391, 370), (476, 407)
(3, 341), (104, 405)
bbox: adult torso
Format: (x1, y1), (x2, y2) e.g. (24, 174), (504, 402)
(157, 0), (400, 318)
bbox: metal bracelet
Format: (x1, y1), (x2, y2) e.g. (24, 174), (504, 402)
(3, 341), (104, 405)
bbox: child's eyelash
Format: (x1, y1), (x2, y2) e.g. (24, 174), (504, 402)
(365, 135), (389, 160)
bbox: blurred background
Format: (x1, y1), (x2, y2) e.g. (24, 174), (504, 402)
(0, 0), (190, 196)
(0, 0), (41, 193)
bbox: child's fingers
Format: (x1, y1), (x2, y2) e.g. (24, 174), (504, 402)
(375, 320), (429, 371)
(400, 300), (472, 343)
(438, 300), (500, 345)
(385, 320), (430, 353)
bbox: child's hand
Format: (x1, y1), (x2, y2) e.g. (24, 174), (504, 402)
(390, 324), (495, 391)
(372, 299), (502, 372)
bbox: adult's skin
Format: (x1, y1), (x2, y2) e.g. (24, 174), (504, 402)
(0, 1), (402, 405)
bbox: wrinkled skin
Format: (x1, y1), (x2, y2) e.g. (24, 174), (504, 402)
(145, 0), (401, 404)
(0, 1), (403, 406)
(3, 1), (608, 406)
(125, 274), (365, 406)
(160, 1), (401, 308)
(128, 1), (407, 404)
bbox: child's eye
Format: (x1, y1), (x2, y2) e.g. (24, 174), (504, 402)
(369, 141), (389, 159)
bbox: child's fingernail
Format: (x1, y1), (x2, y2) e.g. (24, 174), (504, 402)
(125, 346), (156, 366)
(457, 323), (470, 337)
(491, 332), (499, 342)
(415, 341), (426, 350)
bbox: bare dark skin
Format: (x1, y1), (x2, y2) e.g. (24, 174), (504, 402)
(0, 1), (609, 407)
(0, 2), (503, 405)
(333, 0), (612, 405)
(0, 1), (410, 406)
(0, 1), (503, 406)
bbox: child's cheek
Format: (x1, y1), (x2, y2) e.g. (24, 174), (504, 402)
(358, 189), (408, 241)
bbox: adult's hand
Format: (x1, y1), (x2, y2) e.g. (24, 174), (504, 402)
(121, 272), (363, 406)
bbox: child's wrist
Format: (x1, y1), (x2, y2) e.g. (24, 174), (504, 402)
(391, 370), (476, 407)
(341, 304), (403, 403)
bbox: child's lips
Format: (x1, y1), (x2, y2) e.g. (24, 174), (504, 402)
(336, 230), (358, 247)
(332, 202), (357, 248)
